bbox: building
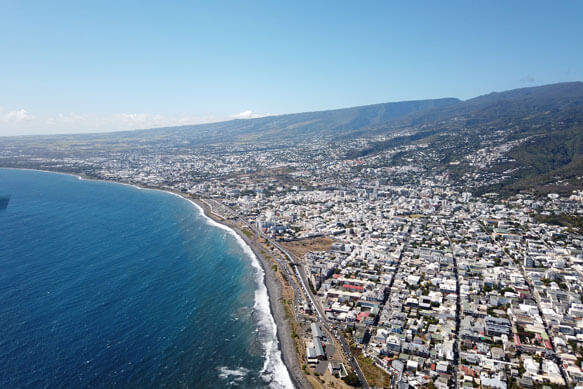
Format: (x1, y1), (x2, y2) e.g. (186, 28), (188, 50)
(485, 316), (512, 337)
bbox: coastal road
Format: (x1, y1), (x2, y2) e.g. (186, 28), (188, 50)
(202, 198), (370, 389)
(277, 244), (369, 388)
(247, 223), (370, 389)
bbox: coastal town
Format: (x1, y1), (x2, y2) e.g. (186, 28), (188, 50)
(2, 0), (583, 387)
(3, 133), (583, 389)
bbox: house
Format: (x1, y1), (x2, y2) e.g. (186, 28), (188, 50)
(406, 359), (418, 371)
(386, 335), (401, 353)
(480, 371), (506, 389)
(328, 360), (344, 376)
(485, 316), (511, 336)
(524, 357), (539, 375)
(436, 361), (449, 373)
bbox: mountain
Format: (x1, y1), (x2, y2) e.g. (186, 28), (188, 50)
(124, 97), (461, 144)
(364, 82), (583, 195)
(400, 81), (583, 127)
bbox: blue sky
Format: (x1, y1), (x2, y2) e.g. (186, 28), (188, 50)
(1, 1), (582, 135)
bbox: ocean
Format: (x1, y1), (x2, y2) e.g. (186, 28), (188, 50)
(0, 168), (293, 388)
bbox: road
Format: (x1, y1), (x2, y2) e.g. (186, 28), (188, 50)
(479, 221), (570, 386)
(201, 198), (370, 388)
(439, 219), (461, 389)
(274, 241), (369, 388)
(360, 230), (409, 388)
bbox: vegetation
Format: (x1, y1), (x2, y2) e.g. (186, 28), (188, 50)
(342, 372), (361, 387)
(308, 280), (317, 295)
(534, 213), (583, 233)
(353, 350), (391, 388)
(346, 128), (443, 159)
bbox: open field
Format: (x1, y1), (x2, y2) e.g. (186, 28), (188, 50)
(281, 237), (334, 258)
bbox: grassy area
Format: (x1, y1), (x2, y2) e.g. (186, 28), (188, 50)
(353, 350), (391, 388)
(241, 228), (252, 239)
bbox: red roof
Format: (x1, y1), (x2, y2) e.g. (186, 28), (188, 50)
(461, 365), (477, 377)
(514, 334), (521, 346)
(356, 312), (370, 321)
(343, 284), (364, 291)
(544, 340), (553, 350)
(333, 274), (341, 279)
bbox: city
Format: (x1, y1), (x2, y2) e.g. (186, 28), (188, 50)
(2, 2), (582, 388)
(3, 128), (583, 389)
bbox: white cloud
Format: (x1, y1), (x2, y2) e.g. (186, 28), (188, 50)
(0, 108), (274, 136)
(1, 109), (33, 122)
(232, 109), (270, 119)
(113, 113), (164, 126)
(0, 111), (225, 136)
(110, 113), (220, 128)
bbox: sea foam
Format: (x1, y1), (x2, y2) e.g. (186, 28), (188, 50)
(187, 199), (294, 389)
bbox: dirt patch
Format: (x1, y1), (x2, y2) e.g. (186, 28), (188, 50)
(352, 348), (392, 388)
(281, 237), (334, 258)
(305, 366), (353, 389)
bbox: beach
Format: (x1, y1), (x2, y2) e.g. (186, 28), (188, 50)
(190, 198), (311, 389)
(97, 184), (310, 388)
(80, 180), (309, 388)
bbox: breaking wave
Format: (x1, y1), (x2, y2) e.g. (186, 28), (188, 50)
(188, 199), (294, 388)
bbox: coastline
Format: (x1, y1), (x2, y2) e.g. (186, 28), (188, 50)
(189, 198), (311, 389)
(1, 168), (310, 388)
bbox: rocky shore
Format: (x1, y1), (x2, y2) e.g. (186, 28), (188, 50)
(191, 198), (311, 389)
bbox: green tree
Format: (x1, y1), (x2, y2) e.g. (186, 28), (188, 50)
(342, 372), (361, 387)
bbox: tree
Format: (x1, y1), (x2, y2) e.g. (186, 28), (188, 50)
(342, 372), (361, 387)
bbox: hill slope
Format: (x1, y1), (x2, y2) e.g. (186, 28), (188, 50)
(131, 97), (461, 144)
(363, 82), (583, 195)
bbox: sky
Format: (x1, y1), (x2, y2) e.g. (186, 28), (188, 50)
(1, 1), (582, 136)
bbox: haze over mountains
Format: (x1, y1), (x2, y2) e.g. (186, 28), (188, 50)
(118, 81), (583, 144)
(106, 97), (461, 144)
(2, 82), (583, 196)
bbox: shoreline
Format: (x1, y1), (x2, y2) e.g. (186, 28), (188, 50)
(1, 167), (310, 388)
(190, 198), (311, 389)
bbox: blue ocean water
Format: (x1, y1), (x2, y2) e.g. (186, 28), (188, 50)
(0, 169), (293, 388)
